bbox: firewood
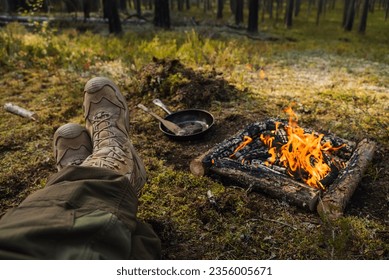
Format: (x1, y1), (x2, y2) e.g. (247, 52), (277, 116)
(4, 103), (38, 121)
(208, 158), (321, 211)
(317, 138), (376, 220)
(190, 151), (210, 177)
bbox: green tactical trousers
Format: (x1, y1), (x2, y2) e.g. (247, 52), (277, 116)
(0, 165), (161, 260)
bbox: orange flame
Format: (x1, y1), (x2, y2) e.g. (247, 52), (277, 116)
(230, 136), (253, 159)
(262, 107), (345, 190)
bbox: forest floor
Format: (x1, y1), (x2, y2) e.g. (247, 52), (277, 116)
(0, 9), (388, 259)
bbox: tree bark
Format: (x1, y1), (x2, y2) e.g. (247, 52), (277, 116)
(135, 0), (142, 16)
(248, 0), (259, 33)
(204, 0), (212, 12)
(217, 0), (224, 19)
(230, 0), (237, 14)
(268, 0), (274, 19)
(83, 0), (91, 21)
(342, 0), (350, 26)
(235, 0), (244, 25)
(295, 0), (301, 16)
(178, 0), (184, 11)
(385, 0), (389, 20)
(103, 0), (122, 34)
(276, 0), (283, 21)
(358, 0), (369, 33)
(285, 0), (294, 28)
(316, 0), (324, 25)
(344, 0), (356, 31)
(154, 0), (170, 28)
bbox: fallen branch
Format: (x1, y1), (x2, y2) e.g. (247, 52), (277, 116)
(4, 103), (38, 121)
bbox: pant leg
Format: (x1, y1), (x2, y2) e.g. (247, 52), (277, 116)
(0, 165), (161, 260)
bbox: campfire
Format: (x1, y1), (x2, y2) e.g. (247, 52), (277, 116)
(230, 107), (346, 190)
(190, 108), (376, 219)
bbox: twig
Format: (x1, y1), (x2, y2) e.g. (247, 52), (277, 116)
(249, 217), (298, 230)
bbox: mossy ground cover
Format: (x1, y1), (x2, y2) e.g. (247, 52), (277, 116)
(0, 5), (388, 259)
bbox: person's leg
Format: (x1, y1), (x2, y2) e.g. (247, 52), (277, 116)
(0, 77), (160, 259)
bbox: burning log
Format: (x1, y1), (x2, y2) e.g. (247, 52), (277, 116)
(317, 138), (376, 220)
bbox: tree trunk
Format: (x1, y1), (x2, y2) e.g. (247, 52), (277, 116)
(83, 0), (91, 21)
(64, 0), (78, 13)
(343, 0), (350, 26)
(268, 0), (274, 19)
(154, 0), (170, 28)
(295, 0), (301, 16)
(386, 1), (389, 20)
(217, 0), (224, 19)
(344, 0), (356, 31)
(316, 0), (324, 25)
(262, 0), (266, 23)
(204, 0), (212, 12)
(230, 0), (237, 14)
(276, 0), (282, 21)
(103, 0), (123, 34)
(235, 0), (244, 25)
(119, 0), (127, 10)
(248, 0), (259, 33)
(358, 0), (369, 33)
(135, 0), (142, 16)
(178, 0), (184, 11)
(285, 0), (294, 28)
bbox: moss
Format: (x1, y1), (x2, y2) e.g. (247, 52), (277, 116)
(320, 217), (388, 259)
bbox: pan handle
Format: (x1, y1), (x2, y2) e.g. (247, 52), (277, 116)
(152, 99), (172, 115)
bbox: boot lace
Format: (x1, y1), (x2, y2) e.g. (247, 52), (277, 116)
(88, 112), (129, 170)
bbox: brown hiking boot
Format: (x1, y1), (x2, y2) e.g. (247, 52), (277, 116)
(53, 123), (93, 171)
(81, 77), (146, 195)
